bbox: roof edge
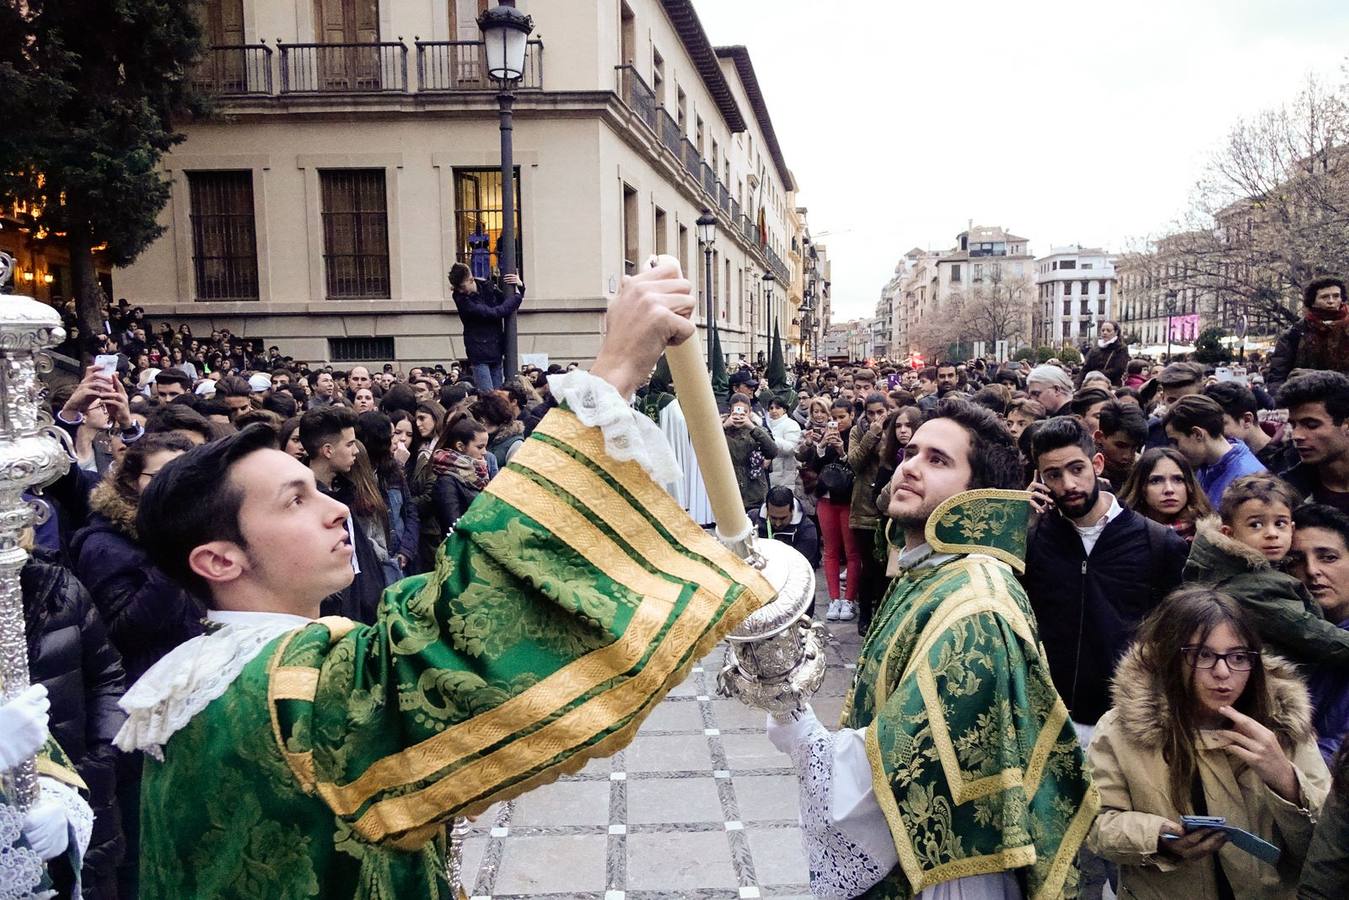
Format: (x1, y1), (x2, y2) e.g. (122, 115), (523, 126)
(713, 44), (793, 188)
(657, 0), (747, 132)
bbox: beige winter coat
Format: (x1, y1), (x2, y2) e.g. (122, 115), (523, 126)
(1086, 644), (1330, 899)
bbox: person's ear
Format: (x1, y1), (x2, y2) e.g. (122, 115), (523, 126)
(1093, 429), (1106, 447)
(1220, 523), (1234, 537)
(188, 541), (248, 587)
(1092, 452), (1105, 476)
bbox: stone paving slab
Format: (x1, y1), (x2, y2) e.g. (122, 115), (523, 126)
(460, 577), (864, 898)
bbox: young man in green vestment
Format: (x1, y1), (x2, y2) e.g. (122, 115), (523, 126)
(113, 262), (776, 899)
(767, 398), (1099, 899)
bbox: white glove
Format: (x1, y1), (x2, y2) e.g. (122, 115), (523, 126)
(0, 684), (50, 771)
(766, 703), (821, 754)
(22, 799), (70, 860)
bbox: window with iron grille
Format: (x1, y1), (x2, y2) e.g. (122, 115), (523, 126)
(320, 169), (390, 299)
(329, 336), (395, 362)
(453, 167), (523, 277)
(188, 171), (260, 300)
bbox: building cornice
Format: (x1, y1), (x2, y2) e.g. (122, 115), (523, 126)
(658, 0), (748, 132)
(712, 45), (793, 189)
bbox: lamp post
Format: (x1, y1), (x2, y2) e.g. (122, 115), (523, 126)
(1164, 289), (1178, 363)
(478, 1), (533, 378)
(761, 271), (774, 366)
(696, 208), (716, 369)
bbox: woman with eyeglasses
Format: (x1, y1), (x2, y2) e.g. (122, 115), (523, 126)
(1086, 587), (1330, 899)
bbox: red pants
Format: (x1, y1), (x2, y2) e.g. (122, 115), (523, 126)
(817, 498), (861, 601)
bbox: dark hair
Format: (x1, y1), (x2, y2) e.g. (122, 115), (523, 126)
(217, 375), (252, 398)
(1096, 399), (1148, 447)
(500, 379), (533, 411)
(878, 406), (924, 469)
(1119, 447), (1213, 524)
(1163, 395), (1226, 439)
(438, 411), (488, 452)
(1126, 359), (1147, 375)
(233, 409), (283, 433)
(108, 432), (197, 505)
(918, 366), (937, 381)
(154, 369), (192, 390)
(136, 424), (281, 600)
(970, 386), (1009, 416)
(829, 397), (853, 414)
(262, 391), (298, 418)
(448, 262), (473, 291)
(1218, 474), (1300, 523)
(470, 392), (516, 428)
(765, 485), (794, 508)
(931, 398), (1024, 491)
(299, 405), (357, 459)
(380, 382), (417, 416)
(1295, 502), (1349, 547)
(278, 416), (303, 457)
(768, 396), (788, 411)
(440, 382), (472, 411)
(145, 403), (213, 444)
(1007, 398), (1047, 421)
(1069, 387), (1111, 418)
(355, 411), (403, 488)
(1132, 587), (1270, 813)
(1303, 275), (1347, 308)
(1204, 381), (1260, 422)
(1276, 371), (1349, 423)
(863, 391), (888, 408)
(1028, 415), (1096, 466)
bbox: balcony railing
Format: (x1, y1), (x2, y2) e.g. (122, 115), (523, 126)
(192, 44), (274, 95)
(716, 181), (731, 214)
(615, 65), (658, 132)
(679, 139), (700, 177)
(658, 108), (682, 156)
(738, 213), (756, 243)
(280, 41), (408, 93)
(419, 40), (542, 91)
(730, 196), (741, 223)
(700, 161), (715, 196)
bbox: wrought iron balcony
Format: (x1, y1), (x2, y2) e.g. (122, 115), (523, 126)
(419, 40), (543, 91)
(280, 41), (408, 93)
(658, 108), (682, 157)
(192, 44), (274, 96)
(615, 65), (658, 132)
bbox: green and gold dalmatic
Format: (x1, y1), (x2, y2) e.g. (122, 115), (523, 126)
(138, 410), (773, 899)
(846, 490), (1099, 900)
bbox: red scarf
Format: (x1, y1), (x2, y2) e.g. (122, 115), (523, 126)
(1306, 304), (1349, 325)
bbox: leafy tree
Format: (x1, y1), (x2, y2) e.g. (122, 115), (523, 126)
(1013, 347), (1037, 362)
(0, 1), (205, 338)
(1036, 346), (1057, 363)
(1193, 326), (1233, 364)
(1057, 346), (1083, 365)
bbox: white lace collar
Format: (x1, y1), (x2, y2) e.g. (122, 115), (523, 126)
(113, 612), (311, 760)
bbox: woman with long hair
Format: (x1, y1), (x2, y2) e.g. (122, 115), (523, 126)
(279, 415), (306, 461)
(356, 411), (419, 582)
(345, 435), (394, 587)
(1088, 587), (1329, 898)
(797, 396), (859, 622)
(472, 391), (524, 467)
(1121, 447), (1214, 542)
(421, 412), (490, 568)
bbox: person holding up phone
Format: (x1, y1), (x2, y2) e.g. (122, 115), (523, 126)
(1086, 586), (1330, 899)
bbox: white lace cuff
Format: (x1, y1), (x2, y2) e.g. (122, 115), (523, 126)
(39, 777), (92, 861)
(769, 706), (897, 899)
(0, 798), (44, 899)
(115, 619), (302, 760)
(547, 371), (681, 485)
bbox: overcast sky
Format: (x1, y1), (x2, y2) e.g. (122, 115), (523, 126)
(694, 0), (1349, 321)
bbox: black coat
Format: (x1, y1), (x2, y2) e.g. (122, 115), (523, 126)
(452, 279), (525, 364)
(1022, 505), (1189, 725)
(70, 483), (204, 683)
(1078, 339), (1129, 386)
(23, 553), (127, 899)
(318, 477), (386, 624)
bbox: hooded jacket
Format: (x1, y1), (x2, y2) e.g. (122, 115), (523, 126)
(452, 278), (525, 364)
(23, 552), (127, 897)
(1022, 503), (1190, 724)
(1268, 307), (1349, 391)
(1087, 645), (1329, 899)
(1183, 516), (1349, 668)
(724, 420), (778, 510)
(752, 495), (820, 568)
(70, 481), (204, 683)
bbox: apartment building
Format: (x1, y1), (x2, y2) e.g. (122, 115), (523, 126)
(1032, 245), (1116, 348)
(116, 0), (802, 368)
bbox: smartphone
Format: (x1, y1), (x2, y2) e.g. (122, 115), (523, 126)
(94, 354), (118, 378)
(827, 420), (838, 430)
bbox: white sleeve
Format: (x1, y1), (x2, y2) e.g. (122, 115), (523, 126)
(547, 371), (681, 485)
(768, 707), (897, 899)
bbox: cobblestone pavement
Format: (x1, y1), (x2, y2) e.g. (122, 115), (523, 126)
(460, 580), (861, 900)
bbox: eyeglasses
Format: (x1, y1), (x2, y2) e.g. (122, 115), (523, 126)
(1181, 646), (1259, 671)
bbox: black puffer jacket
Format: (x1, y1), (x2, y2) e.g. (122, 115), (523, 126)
(23, 551), (127, 899)
(1022, 505), (1190, 725)
(70, 481), (204, 682)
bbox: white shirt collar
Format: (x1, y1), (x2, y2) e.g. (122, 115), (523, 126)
(1071, 493), (1122, 533)
(206, 609), (315, 629)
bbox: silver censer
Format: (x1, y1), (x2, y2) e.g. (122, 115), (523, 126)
(0, 251), (71, 808)
(715, 534), (830, 715)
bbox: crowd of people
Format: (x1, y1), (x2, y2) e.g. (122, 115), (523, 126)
(3, 273), (1349, 897)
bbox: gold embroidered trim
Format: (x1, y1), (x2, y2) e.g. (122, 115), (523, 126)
(1036, 777), (1101, 900)
(316, 615), (358, 641)
(271, 667), (320, 701)
(36, 756), (87, 792)
(872, 569), (967, 711)
(266, 628), (318, 795)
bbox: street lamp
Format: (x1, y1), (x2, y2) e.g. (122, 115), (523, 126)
(478, 1), (534, 377)
(1164, 289), (1178, 363)
(696, 208), (716, 369)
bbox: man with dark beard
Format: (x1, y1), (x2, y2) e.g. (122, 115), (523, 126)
(1023, 416), (1189, 742)
(766, 399), (1097, 899)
